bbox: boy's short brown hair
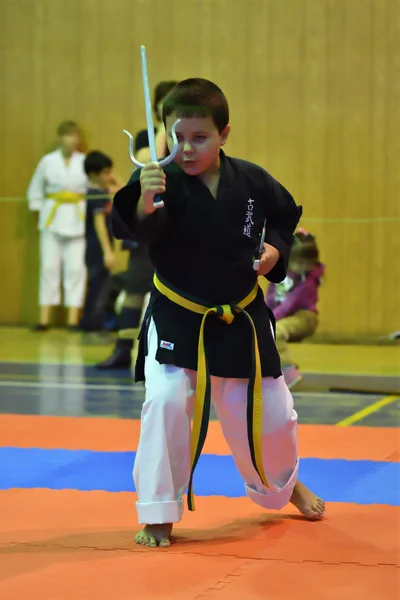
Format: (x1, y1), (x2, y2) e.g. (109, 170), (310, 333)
(162, 78), (229, 133)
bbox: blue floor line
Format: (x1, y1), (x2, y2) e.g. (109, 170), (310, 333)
(0, 448), (398, 505)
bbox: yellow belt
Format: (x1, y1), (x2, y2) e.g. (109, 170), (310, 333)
(153, 272), (269, 511)
(44, 191), (85, 227)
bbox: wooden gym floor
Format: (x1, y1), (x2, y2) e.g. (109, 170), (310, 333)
(0, 327), (399, 599)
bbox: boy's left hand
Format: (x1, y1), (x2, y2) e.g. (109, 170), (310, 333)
(256, 243), (280, 276)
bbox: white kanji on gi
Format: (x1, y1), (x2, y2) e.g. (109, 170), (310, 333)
(27, 149), (88, 308)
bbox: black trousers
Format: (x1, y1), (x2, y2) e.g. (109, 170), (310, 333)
(80, 261), (110, 332)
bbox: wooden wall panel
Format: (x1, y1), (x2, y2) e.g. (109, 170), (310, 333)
(0, 0), (398, 336)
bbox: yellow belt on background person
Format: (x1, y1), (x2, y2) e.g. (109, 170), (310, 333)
(153, 272), (270, 512)
(44, 191), (85, 227)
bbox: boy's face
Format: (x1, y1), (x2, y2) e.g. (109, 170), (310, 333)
(165, 113), (230, 176)
(89, 167), (113, 188)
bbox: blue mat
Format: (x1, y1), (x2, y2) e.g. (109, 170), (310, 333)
(0, 448), (398, 505)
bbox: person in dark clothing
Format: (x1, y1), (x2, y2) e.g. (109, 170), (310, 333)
(96, 80), (177, 368)
(111, 77), (325, 547)
(80, 151), (121, 343)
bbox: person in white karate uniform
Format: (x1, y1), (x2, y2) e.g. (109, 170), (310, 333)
(27, 120), (88, 331)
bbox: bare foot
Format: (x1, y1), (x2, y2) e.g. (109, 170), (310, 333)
(290, 480), (325, 520)
(135, 523), (173, 548)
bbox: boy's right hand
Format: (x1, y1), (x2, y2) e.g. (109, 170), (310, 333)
(139, 163), (166, 215)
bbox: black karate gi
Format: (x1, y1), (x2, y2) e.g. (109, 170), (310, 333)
(111, 151), (302, 381)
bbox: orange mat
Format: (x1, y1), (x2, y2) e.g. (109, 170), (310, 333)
(196, 561), (398, 600)
(1, 414), (399, 599)
(0, 490), (398, 599)
(1, 414), (399, 459)
(1, 552), (396, 600)
(0, 491), (397, 563)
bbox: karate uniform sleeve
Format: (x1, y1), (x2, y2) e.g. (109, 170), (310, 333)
(27, 157), (46, 211)
(111, 167), (168, 244)
(264, 178), (302, 283)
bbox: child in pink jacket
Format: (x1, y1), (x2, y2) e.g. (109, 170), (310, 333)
(266, 229), (325, 388)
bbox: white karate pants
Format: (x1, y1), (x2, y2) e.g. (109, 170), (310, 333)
(133, 318), (299, 524)
(39, 230), (86, 307)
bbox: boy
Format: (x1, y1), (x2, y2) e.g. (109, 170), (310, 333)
(112, 79), (325, 547)
(80, 151), (119, 341)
